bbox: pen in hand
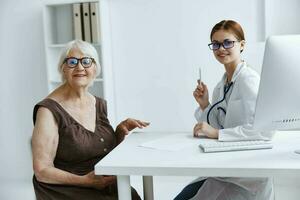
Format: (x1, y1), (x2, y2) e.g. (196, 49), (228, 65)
(198, 67), (201, 84)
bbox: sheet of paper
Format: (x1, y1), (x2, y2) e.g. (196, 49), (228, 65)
(139, 133), (200, 151)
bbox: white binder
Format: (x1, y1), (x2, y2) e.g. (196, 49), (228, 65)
(82, 2), (91, 42)
(90, 2), (101, 43)
(72, 3), (82, 40)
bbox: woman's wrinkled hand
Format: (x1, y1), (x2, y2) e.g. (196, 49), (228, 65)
(116, 118), (150, 143)
(84, 171), (116, 190)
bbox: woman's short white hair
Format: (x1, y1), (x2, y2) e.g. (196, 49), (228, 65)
(58, 39), (101, 82)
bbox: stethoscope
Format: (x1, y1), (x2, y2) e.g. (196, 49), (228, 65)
(207, 81), (234, 126)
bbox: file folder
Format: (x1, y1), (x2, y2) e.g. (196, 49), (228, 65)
(82, 2), (91, 42)
(72, 3), (82, 40)
(90, 2), (101, 43)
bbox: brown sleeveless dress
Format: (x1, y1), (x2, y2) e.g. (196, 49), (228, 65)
(32, 97), (140, 200)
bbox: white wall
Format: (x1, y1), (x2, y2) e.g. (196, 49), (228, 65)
(265, 0), (300, 36)
(0, 0), (46, 198)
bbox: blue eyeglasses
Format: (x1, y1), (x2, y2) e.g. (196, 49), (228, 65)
(208, 39), (239, 50)
(63, 57), (95, 68)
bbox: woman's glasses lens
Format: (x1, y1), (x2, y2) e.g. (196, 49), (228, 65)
(212, 43), (220, 50)
(81, 58), (92, 67)
(223, 40), (234, 49)
(66, 58), (78, 67)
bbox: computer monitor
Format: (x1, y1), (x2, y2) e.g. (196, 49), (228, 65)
(253, 35), (300, 131)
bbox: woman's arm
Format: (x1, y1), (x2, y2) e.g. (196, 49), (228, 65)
(32, 107), (115, 189)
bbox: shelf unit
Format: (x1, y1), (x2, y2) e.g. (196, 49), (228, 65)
(42, 0), (116, 125)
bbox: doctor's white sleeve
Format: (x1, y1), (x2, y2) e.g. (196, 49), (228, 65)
(218, 125), (275, 141)
(194, 105), (210, 122)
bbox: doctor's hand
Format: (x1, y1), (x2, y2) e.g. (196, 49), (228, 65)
(116, 118), (150, 143)
(193, 122), (219, 139)
(193, 80), (209, 110)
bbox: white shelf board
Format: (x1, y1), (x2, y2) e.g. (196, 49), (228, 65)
(43, 0), (98, 6)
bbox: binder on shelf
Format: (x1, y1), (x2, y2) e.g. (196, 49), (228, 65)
(90, 2), (101, 43)
(72, 3), (82, 40)
(82, 2), (91, 42)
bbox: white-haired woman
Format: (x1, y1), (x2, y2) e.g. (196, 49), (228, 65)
(31, 40), (148, 200)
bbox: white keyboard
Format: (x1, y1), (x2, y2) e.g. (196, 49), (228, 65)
(199, 140), (273, 153)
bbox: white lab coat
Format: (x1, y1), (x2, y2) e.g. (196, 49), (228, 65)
(190, 62), (275, 200)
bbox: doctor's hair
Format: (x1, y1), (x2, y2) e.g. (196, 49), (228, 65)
(57, 39), (101, 82)
(210, 20), (245, 52)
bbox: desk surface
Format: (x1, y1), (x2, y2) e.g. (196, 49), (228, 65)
(95, 131), (300, 178)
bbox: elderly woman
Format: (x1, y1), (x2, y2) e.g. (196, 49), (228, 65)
(31, 40), (149, 200)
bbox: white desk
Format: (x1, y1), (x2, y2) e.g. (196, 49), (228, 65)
(95, 131), (300, 200)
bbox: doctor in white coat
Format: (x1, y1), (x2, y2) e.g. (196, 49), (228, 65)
(174, 20), (274, 200)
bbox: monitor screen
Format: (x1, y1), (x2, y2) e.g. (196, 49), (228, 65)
(253, 35), (300, 131)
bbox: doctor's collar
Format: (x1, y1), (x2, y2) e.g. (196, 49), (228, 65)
(216, 61), (246, 88)
(231, 61), (246, 82)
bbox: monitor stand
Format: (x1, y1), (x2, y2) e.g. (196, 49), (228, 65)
(295, 150), (300, 154)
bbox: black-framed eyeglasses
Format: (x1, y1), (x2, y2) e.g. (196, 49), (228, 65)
(208, 39), (239, 50)
(63, 57), (95, 68)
